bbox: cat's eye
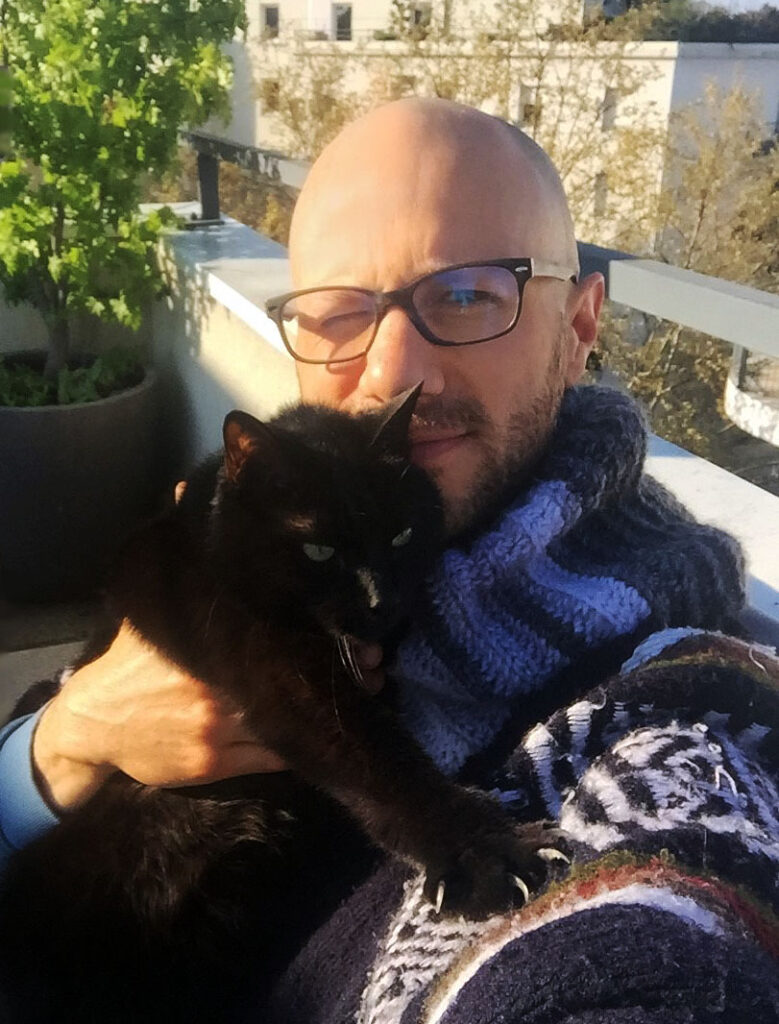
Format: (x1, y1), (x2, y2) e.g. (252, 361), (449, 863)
(303, 543), (335, 562)
(391, 527), (413, 548)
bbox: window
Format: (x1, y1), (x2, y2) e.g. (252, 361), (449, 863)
(413, 3), (432, 29)
(594, 172), (608, 219)
(517, 84), (541, 127)
(259, 78), (280, 112)
(332, 4), (352, 40)
(601, 87), (617, 132)
(260, 4), (279, 39)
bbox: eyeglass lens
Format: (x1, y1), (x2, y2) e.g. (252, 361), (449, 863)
(279, 264), (522, 363)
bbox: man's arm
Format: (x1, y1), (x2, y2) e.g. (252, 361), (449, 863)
(31, 621), (287, 813)
(1, 621), (384, 867)
(0, 622), (287, 872)
(0, 713), (61, 873)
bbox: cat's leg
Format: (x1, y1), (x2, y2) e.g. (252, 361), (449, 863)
(249, 680), (561, 920)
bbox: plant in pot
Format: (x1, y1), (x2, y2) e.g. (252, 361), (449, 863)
(0, 0), (244, 602)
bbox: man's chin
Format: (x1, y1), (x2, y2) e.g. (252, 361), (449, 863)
(439, 437), (549, 542)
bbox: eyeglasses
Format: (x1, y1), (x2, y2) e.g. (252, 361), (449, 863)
(265, 258), (578, 365)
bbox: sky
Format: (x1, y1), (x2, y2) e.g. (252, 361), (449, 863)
(715, 0), (778, 10)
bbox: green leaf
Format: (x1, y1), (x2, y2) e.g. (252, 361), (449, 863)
(0, 0), (244, 360)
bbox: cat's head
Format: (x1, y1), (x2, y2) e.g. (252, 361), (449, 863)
(212, 387), (443, 645)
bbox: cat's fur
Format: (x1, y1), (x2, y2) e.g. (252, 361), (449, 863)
(0, 389), (551, 1023)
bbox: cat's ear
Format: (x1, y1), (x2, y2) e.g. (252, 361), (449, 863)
(223, 410), (283, 483)
(370, 381), (423, 455)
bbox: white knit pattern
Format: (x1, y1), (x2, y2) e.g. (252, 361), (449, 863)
(358, 874), (483, 1024)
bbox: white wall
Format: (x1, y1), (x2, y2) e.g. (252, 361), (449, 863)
(151, 208), (298, 472)
(222, 27), (779, 150)
(670, 43), (779, 131)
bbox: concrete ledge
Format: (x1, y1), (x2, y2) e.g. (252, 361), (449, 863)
(0, 643), (81, 724)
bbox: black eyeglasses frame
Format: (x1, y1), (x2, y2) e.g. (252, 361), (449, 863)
(265, 258), (579, 365)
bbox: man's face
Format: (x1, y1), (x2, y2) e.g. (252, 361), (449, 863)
(291, 117), (598, 536)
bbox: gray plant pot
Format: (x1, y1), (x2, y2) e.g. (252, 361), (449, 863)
(0, 365), (161, 603)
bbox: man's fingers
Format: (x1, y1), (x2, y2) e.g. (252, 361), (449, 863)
(217, 742), (288, 779)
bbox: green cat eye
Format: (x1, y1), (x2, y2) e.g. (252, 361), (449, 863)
(303, 543), (335, 562)
(392, 528), (413, 548)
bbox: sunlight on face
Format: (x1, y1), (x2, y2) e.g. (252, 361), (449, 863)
(291, 100), (594, 535)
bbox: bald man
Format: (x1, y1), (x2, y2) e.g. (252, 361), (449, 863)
(7, 99), (601, 818)
(2, 101), (776, 1023)
(287, 99), (594, 537)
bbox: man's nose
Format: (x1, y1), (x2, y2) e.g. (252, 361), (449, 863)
(359, 306), (444, 404)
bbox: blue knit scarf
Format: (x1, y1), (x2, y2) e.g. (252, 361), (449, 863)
(394, 385), (744, 775)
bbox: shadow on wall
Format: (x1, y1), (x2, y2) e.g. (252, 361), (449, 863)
(0, 290), (154, 360)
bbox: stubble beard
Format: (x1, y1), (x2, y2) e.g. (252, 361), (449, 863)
(439, 330), (568, 540)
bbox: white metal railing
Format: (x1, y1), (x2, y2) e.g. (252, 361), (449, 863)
(578, 243), (779, 360)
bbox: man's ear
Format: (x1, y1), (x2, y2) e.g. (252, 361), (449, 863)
(565, 272), (604, 386)
(223, 410), (284, 483)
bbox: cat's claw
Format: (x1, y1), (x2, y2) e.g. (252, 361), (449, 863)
(538, 847), (570, 865)
(435, 880), (446, 915)
(511, 874), (530, 904)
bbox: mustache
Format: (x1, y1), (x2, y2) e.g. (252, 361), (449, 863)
(410, 395), (488, 434)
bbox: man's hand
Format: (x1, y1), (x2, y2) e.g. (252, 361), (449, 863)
(32, 623), (387, 815)
(32, 621), (288, 813)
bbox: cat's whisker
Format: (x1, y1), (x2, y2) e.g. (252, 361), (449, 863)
(339, 630), (366, 688)
(204, 588), (224, 638)
(330, 645), (345, 735)
(336, 634), (349, 676)
(336, 633), (367, 690)
(337, 634), (357, 686)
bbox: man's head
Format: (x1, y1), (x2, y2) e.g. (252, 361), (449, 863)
(287, 98), (603, 536)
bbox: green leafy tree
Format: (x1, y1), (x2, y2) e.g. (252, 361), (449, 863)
(0, 0), (244, 377)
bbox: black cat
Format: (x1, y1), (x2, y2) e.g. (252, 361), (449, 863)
(0, 387), (553, 1023)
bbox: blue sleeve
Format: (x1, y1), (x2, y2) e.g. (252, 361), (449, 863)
(0, 712), (60, 874)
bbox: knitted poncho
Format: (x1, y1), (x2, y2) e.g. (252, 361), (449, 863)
(271, 631), (779, 1024)
(268, 388), (779, 1024)
(394, 384), (745, 774)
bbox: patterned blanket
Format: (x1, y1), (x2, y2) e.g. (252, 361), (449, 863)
(269, 631), (779, 1024)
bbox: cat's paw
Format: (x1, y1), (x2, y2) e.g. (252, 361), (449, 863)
(422, 819), (568, 920)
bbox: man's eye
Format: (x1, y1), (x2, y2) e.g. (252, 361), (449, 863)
(303, 543), (335, 562)
(321, 310), (371, 330)
(425, 288), (499, 316)
(391, 527), (413, 548)
(445, 289), (496, 308)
